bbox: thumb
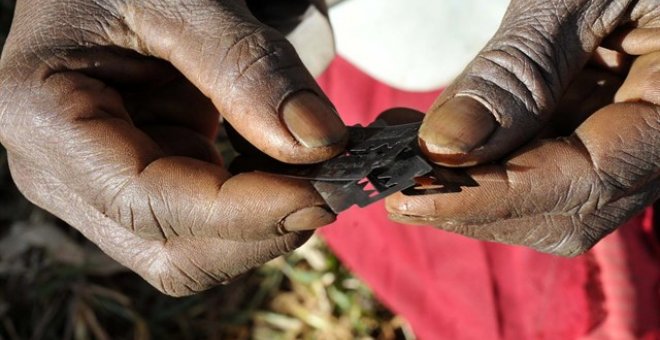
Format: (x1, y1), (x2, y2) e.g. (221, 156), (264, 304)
(115, 0), (346, 164)
(419, 0), (630, 166)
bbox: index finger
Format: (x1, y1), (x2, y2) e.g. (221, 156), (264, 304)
(3, 70), (334, 242)
(387, 101), (659, 255)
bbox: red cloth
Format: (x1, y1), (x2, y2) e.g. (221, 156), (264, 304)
(317, 57), (660, 340)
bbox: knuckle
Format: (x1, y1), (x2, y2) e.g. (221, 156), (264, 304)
(104, 181), (186, 241)
(594, 163), (639, 197)
(580, 1), (629, 36)
(145, 251), (228, 297)
(592, 116), (660, 197)
(460, 48), (554, 129)
(573, 104), (659, 207)
(533, 172), (654, 257)
(544, 234), (594, 257)
(469, 0), (632, 125)
(538, 215), (610, 257)
(220, 25), (303, 86)
(546, 234), (595, 257)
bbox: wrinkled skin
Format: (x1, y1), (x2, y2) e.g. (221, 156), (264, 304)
(0, 0), (347, 296)
(1, 0), (658, 296)
(388, 0), (660, 256)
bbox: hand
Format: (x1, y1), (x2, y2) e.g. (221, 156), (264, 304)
(387, 0), (659, 256)
(0, 0), (346, 296)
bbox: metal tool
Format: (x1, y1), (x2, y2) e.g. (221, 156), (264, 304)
(247, 119), (478, 213)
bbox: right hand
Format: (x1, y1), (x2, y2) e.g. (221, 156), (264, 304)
(387, 0), (659, 256)
(0, 0), (346, 296)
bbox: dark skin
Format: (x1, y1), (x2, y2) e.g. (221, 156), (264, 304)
(387, 0), (660, 256)
(0, 0), (346, 296)
(0, 0), (657, 296)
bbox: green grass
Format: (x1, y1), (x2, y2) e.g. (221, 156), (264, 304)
(0, 226), (414, 339)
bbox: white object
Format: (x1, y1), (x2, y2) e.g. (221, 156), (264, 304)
(329, 0), (509, 91)
(287, 5), (336, 77)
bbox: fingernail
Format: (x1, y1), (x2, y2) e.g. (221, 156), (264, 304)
(419, 96), (497, 155)
(281, 206), (336, 233)
(282, 91), (347, 148)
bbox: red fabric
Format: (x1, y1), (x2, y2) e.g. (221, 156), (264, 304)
(317, 57), (660, 340)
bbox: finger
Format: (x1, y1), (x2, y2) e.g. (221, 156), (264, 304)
(418, 0), (637, 167)
(226, 108), (427, 168)
(5, 72), (334, 241)
(387, 101), (659, 256)
(6, 155), (312, 296)
(589, 47), (632, 75)
(1, 44), (221, 140)
(225, 102), (422, 165)
(114, 0), (347, 164)
(615, 51), (660, 105)
(604, 27), (660, 56)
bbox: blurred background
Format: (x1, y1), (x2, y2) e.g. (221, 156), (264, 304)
(0, 1), (415, 338)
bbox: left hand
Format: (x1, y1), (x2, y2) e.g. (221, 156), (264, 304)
(386, 0), (659, 256)
(0, 0), (342, 296)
